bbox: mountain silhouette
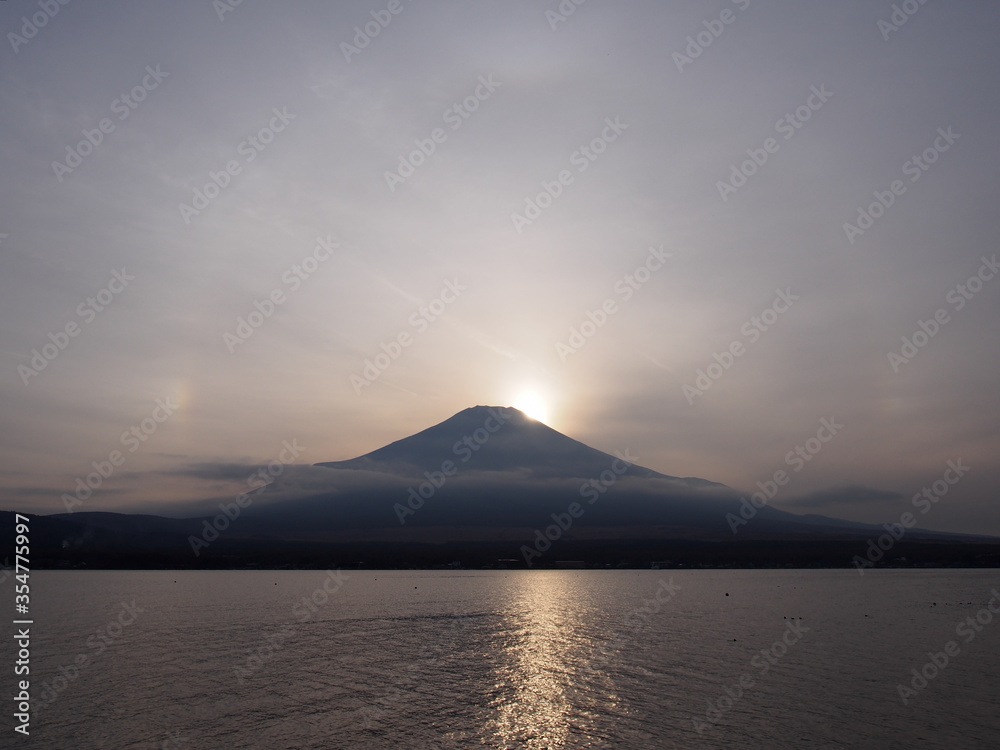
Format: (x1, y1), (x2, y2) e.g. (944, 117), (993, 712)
(316, 405), (713, 484)
(251, 406), (874, 539)
(13, 406), (996, 569)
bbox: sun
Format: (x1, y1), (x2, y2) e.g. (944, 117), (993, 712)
(513, 390), (551, 424)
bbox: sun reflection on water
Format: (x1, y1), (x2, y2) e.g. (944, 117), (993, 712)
(483, 572), (621, 749)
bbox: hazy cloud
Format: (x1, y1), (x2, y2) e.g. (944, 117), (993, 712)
(1, 1), (998, 536)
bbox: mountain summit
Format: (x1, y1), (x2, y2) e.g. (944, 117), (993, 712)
(24, 405), (995, 570)
(315, 405), (705, 484)
(264, 405), (808, 538)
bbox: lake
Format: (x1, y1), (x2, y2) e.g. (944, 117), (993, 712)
(15, 569), (1000, 748)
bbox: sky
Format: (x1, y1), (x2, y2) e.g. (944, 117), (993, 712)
(1, 0), (998, 536)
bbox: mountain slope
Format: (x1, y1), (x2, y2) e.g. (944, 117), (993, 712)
(12, 406), (998, 568)
(316, 405), (720, 485)
(251, 406), (861, 538)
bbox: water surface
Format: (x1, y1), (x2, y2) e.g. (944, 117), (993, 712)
(17, 569), (1000, 748)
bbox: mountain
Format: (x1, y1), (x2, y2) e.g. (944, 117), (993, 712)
(8, 406), (999, 569)
(183, 405), (989, 546)
(263, 404), (761, 534)
(316, 405), (709, 483)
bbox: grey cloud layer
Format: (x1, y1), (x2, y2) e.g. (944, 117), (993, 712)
(0, 1), (997, 535)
